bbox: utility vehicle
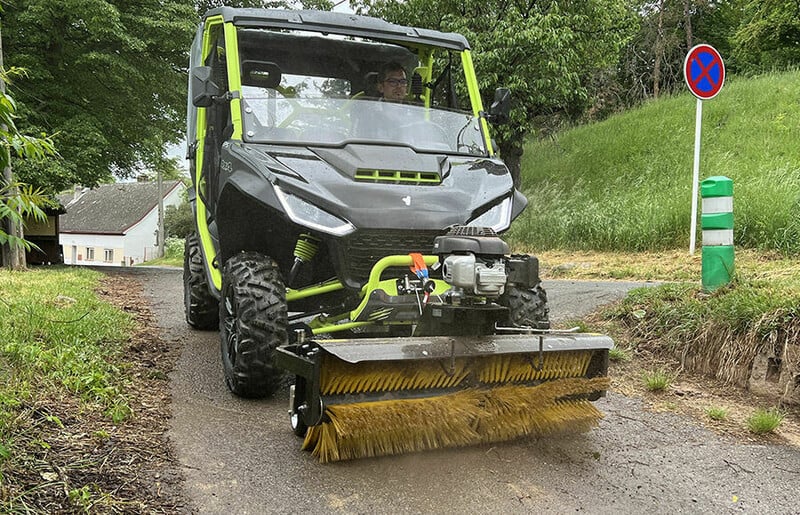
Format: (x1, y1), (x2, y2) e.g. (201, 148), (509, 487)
(185, 8), (612, 461)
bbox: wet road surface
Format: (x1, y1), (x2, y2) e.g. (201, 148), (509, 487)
(134, 268), (800, 514)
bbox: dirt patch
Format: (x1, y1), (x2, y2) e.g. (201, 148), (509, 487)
(606, 332), (800, 448)
(1, 273), (188, 513)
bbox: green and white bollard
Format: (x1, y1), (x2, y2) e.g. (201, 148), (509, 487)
(701, 176), (734, 291)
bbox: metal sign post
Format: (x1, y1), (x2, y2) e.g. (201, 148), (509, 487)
(683, 44), (725, 254)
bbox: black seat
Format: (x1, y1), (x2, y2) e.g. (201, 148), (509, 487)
(363, 71), (379, 98)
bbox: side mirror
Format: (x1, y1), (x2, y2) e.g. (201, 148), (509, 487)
(488, 88), (511, 125)
(191, 66), (222, 108)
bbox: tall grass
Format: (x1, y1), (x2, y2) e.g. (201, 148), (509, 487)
(511, 71), (800, 253)
(0, 268), (133, 455)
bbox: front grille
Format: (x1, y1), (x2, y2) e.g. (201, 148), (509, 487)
(336, 229), (445, 286)
(447, 226), (498, 237)
(355, 169), (441, 185)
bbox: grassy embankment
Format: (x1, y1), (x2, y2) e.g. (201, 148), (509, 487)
(509, 70), (800, 253)
(510, 70), (800, 413)
(0, 268), (136, 510)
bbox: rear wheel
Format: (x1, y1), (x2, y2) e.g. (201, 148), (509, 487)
(183, 232), (219, 330)
(220, 252), (287, 398)
(499, 284), (551, 330)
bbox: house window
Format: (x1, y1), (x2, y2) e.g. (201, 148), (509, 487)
(85, 247), (94, 261)
(104, 249), (113, 263)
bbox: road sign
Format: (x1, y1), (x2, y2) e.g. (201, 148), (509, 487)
(684, 44), (725, 254)
(684, 44), (725, 100)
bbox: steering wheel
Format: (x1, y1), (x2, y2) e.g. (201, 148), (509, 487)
(397, 120), (451, 146)
(278, 93), (364, 130)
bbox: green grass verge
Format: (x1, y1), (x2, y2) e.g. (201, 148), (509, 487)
(0, 267), (133, 486)
(511, 70), (800, 253)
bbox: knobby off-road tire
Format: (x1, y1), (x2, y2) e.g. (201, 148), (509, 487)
(183, 232), (219, 330)
(220, 252), (287, 398)
(499, 284), (551, 330)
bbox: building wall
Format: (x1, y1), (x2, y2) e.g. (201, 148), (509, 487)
(123, 185), (184, 264)
(59, 233), (126, 266)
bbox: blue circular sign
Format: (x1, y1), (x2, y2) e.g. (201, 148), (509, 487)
(684, 44), (725, 100)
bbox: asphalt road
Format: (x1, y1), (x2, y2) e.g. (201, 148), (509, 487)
(135, 268), (800, 514)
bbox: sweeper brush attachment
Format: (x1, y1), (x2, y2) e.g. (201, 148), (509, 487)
(276, 333), (612, 463)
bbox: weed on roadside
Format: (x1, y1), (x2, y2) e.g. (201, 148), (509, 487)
(609, 346), (632, 362)
(747, 408), (785, 434)
(643, 369), (672, 391)
(705, 406), (729, 421)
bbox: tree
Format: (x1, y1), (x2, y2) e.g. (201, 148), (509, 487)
(618, 0), (699, 104)
(356, 0), (636, 187)
(732, 0), (800, 73)
(165, 198), (194, 238)
(2, 0), (197, 193)
(0, 85), (55, 268)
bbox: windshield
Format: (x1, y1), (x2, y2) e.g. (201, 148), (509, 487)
(234, 28), (488, 156)
(241, 87), (486, 155)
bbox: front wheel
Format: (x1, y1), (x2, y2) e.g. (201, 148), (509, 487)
(498, 284), (551, 330)
(219, 252), (287, 398)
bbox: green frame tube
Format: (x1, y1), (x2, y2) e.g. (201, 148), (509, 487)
(194, 17), (245, 290)
(460, 50), (494, 156)
(286, 279), (345, 302)
(349, 254), (438, 321)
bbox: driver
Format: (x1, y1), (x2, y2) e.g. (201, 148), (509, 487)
(377, 61), (408, 102)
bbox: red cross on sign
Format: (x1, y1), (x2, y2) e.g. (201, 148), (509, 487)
(684, 44), (725, 100)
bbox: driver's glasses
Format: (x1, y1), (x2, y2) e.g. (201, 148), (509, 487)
(384, 78), (408, 87)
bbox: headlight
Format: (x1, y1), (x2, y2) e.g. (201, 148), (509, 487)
(466, 197), (512, 232)
(274, 186), (355, 236)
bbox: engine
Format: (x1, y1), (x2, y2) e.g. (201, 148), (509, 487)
(433, 226), (510, 301)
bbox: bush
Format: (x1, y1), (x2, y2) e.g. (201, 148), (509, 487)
(164, 237), (184, 260)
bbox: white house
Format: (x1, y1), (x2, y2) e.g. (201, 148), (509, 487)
(58, 180), (185, 266)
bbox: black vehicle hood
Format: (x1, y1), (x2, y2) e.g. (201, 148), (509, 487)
(240, 143), (514, 230)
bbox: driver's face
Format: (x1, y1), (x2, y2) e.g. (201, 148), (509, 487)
(379, 69), (407, 102)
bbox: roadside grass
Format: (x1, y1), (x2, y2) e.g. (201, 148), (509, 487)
(0, 267), (133, 510)
(601, 271), (800, 406)
(537, 249), (799, 440)
(747, 408), (785, 434)
(511, 70), (800, 254)
(705, 406), (729, 421)
(525, 248), (800, 283)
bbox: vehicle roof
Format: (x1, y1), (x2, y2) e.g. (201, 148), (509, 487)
(202, 7), (470, 51)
